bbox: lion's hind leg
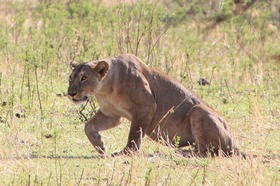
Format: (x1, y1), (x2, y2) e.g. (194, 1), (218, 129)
(190, 122), (212, 157)
(188, 104), (235, 157)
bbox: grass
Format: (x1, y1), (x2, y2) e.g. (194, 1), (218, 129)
(0, 0), (279, 185)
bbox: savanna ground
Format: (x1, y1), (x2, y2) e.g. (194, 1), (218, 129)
(0, 0), (279, 185)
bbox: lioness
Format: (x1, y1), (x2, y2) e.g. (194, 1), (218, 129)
(68, 54), (242, 157)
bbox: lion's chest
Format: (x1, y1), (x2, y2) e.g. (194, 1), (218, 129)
(96, 95), (132, 120)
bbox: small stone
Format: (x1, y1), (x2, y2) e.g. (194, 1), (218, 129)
(15, 113), (21, 118)
(198, 78), (210, 86)
(45, 134), (52, 138)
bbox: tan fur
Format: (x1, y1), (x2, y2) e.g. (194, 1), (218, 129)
(68, 54), (241, 157)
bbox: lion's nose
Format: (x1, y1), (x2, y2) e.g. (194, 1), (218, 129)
(68, 91), (77, 97)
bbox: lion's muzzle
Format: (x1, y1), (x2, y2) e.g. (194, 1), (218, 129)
(67, 90), (88, 104)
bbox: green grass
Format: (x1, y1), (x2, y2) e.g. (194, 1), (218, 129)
(0, 0), (279, 185)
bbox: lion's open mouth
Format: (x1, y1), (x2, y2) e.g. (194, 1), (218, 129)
(72, 96), (88, 103)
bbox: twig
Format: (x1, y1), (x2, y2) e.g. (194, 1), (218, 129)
(146, 26), (169, 64)
(224, 79), (235, 103)
(79, 99), (90, 121)
(125, 158), (133, 186)
(47, 173), (52, 186)
(109, 161), (116, 185)
(188, 168), (200, 186)
(34, 67), (43, 118)
(76, 168), (84, 186)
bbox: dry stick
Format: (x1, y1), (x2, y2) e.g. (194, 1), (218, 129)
(20, 64), (26, 101)
(146, 26), (169, 64)
(89, 98), (98, 114)
(59, 160), (62, 186)
(27, 67), (31, 110)
(149, 96), (193, 149)
(46, 173), (52, 186)
(79, 99), (90, 121)
(144, 0), (161, 65)
(188, 168), (200, 186)
(27, 174), (31, 186)
(0, 72), (2, 95)
(164, 173), (171, 186)
(34, 66), (44, 143)
(224, 79), (235, 103)
(34, 67), (43, 118)
(125, 11), (133, 53)
(233, 94), (246, 112)
(55, 135), (63, 186)
(135, 1), (158, 56)
(34, 175), (38, 185)
(97, 166), (102, 185)
(54, 134), (59, 186)
(152, 97), (188, 136)
(109, 161), (116, 185)
(119, 172), (126, 186)
(4, 110), (10, 127)
(144, 168), (152, 186)
(76, 168), (84, 186)
(10, 81), (15, 124)
(125, 158), (133, 186)
(135, 3), (144, 56)
(202, 164), (207, 185)
(174, 161), (192, 186)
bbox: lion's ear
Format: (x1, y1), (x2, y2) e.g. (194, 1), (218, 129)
(70, 61), (79, 70)
(91, 61), (109, 79)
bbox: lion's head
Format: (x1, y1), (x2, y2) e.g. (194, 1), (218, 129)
(67, 60), (109, 105)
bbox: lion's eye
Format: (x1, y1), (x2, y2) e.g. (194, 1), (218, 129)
(81, 76), (87, 81)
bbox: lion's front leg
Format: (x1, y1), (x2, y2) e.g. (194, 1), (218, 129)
(111, 122), (147, 157)
(113, 112), (154, 156)
(84, 110), (122, 154)
(110, 108), (155, 156)
(124, 123), (146, 155)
